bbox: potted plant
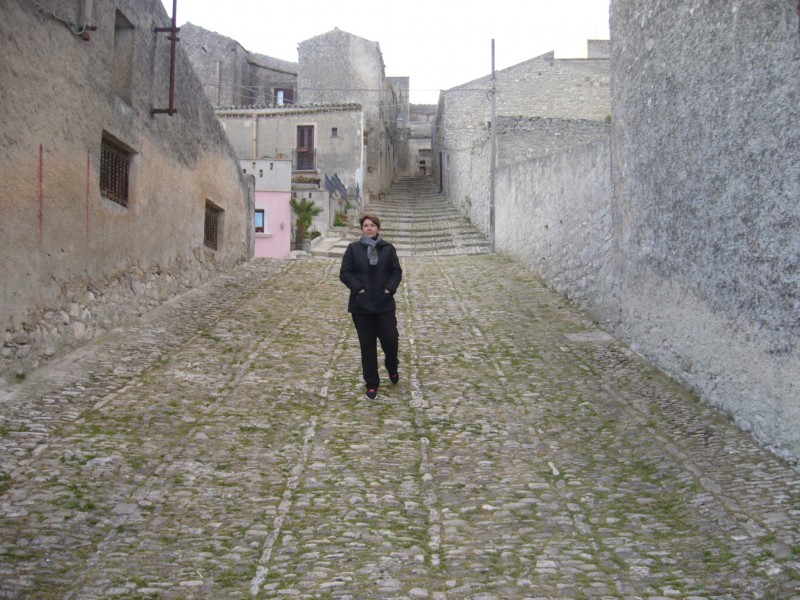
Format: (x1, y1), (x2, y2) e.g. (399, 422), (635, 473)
(289, 196), (322, 251)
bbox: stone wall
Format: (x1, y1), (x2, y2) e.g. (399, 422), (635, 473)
(496, 117), (610, 166)
(179, 23), (249, 106)
(587, 39), (611, 59)
(608, 0), (800, 462)
(0, 0), (252, 381)
(496, 137), (612, 307)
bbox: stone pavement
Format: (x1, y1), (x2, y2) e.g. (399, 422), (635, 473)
(1, 254), (799, 599)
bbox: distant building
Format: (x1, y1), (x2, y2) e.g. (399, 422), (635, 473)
(397, 104), (436, 178)
(298, 28), (402, 196)
(217, 103), (364, 241)
(182, 26), (409, 245)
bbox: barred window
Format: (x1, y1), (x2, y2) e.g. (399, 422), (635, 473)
(204, 201), (223, 250)
(100, 137), (131, 207)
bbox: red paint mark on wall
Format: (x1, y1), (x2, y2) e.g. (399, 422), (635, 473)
(86, 152), (92, 246)
(39, 144), (44, 244)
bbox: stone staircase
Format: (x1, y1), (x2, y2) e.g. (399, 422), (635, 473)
(313, 176), (491, 258)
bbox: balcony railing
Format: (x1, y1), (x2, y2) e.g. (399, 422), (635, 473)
(293, 148), (316, 171)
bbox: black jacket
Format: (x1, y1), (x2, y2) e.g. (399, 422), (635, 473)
(339, 239), (402, 314)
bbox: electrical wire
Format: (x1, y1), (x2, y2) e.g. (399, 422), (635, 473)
(202, 75), (495, 135)
(195, 75), (486, 104)
(23, 0), (88, 36)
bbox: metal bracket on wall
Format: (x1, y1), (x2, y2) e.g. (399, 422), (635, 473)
(153, 0), (179, 116)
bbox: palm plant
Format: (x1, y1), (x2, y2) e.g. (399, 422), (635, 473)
(289, 196), (322, 250)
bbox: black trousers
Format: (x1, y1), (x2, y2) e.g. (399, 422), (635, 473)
(351, 311), (399, 388)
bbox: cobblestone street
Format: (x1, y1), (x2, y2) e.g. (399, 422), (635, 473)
(1, 255), (799, 599)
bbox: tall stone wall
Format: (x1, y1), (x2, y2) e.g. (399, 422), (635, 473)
(444, 117), (612, 304)
(248, 53), (299, 105)
(496, 117), (610, 167)
(587, 39), (611, 59)
(609, 0), (800, 462)
(0, 0), (252, 381)
(439, 115), (610, 237)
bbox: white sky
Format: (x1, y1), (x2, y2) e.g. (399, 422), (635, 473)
(161, 0), (610, 104)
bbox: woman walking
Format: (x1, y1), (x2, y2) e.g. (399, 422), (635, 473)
(339, 214), (402, 399)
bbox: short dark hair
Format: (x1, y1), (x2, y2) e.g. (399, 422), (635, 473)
(360, 214), (381, 229)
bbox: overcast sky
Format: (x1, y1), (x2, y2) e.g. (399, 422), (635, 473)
(161, 0), (610, 104)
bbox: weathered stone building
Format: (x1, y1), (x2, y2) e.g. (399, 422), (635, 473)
(397, 104), (436, 178)
(179, 23), (298, 107)
(298, 28), (403, 196)
(0, 0), (253, 380)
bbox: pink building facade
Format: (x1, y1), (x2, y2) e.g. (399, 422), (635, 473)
(241, 159), (292, 258)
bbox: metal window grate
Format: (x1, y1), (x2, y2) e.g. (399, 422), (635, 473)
(204, 202), (221, 250)
(100, 138), (130, 207)
(293, 148), (316, 171)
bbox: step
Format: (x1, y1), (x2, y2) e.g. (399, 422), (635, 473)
(313, 176), (490, 258)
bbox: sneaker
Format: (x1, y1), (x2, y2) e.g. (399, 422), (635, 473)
(389, 372), (399, 385)
(366, 388), (378, 400)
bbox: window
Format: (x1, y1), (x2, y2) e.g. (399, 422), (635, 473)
(255, 209), (265, 233)
(204, 201), (223, 250)
(331, 127), (338, 138)
(275, 88), (294, 106)
(294, 126), (315, 170)
(112, 11), (135, 104)
(100, 135), (131, 207)
(297, 126), (313, 149)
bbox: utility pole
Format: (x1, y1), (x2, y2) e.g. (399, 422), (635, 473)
(489, 39), (497, 253)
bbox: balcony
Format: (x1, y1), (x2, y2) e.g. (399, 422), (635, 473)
(293, 148), (316, 172)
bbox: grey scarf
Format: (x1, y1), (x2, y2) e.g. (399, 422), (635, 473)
(359, 234), (382, 265)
